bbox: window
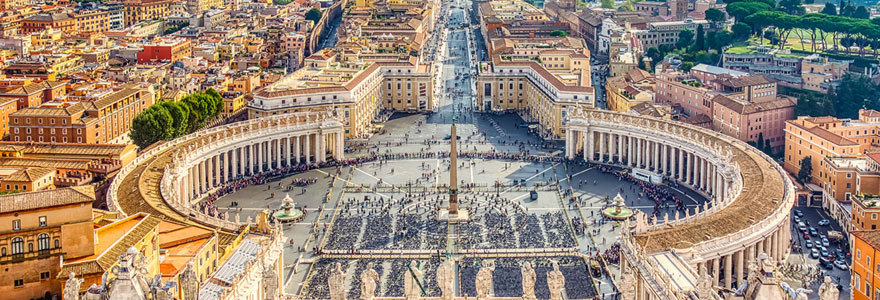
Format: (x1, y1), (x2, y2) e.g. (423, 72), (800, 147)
(39, 216), (46, 227)
(40, 272), (49, 280)
(11, 237), (23, 254)
(12, 220), (20, 231)
(37, 234), (49, 251)
(14, 279), (22, 287)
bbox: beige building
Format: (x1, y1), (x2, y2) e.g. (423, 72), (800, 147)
(0, 186), (95, 300)
(249, 50), (433, 138)
(606, 69), (654, 113)
(476, 47), (594, 139)
(800, 54), (850, 93)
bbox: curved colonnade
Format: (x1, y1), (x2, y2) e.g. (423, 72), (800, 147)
(565, 109), (795, 299)
(107, 111), (345, 233)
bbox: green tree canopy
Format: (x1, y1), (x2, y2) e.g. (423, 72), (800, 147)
(695, 24), (706, 50)
(601, 0), (615, 9)
(676, 28), (694, 49)
(830, 73), (880, 118)
(798, 156), (813, 183)
(619, 0), (635, 11)
(778, 0), (805, 15)
(305, 8), (322, 23)
(705, 8), (727, 27)
(821, 3), (836, 15)
(726, 1), (772, 22)
(732, 22), (752, 39)
(130, 106), (174, 148)
(158, 101), (189, 138)
(549, 30), (569, 37)
(854, 6), (870, 19)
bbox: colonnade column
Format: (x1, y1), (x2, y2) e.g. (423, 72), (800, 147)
(249, 144), (255, 175)
(636, 138), (642, 168)
(286, 137), (292, 166)
(735, 250), (744, 289)
(585, 130), (593, 162)
(724, 254), (733, 288)
(617, 133), (624, 163)
(653, 141), (659, 172)
(336, 131), (344, 160)
(295, 136), (301, 164)
(627, 136), (633, 167)
(566, 130), (574, 160)
(305, 134), (311, 164)
(598, 132), (605, 162)
(712, 258), (720, 285)
(276, 139), (282, 168)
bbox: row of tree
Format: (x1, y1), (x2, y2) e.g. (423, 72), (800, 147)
(790, 73), (880, 119)
(727, 0), (880, 56)
(130, 90), (225, 148)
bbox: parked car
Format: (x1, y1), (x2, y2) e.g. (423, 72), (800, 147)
(795, 209), (804, 217)
(820, 247), (829, 257)
(798, 222), (807, 232)
(805, 240), (813, 248)
(836, 248), (845, 259)
(820, 257), (834, 269)
(834, 260), (848, 270)
(811, 248), (820, 258)
(810, 227), (819, 236)
(794, 215), (801, 223)
(822, 238), (830, 247)
(818, 219), (831, 226)
(803, 232), (811, 239)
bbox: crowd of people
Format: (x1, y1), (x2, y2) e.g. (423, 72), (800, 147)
(458, 257), (597, 299)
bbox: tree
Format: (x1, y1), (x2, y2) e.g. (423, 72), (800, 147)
(756, 132), (765, 151)
(601, 0), (615, 9)
(158, 101), (189, 138)
(550, 30), (569, 37)
(705, 8), (727, 28)
(732, 22), (752, 39)
(779, 0), (805, 15)
(696, 24), (706, 50)
(821, 3), (837, 15)
(305, 8), (322, 23)
(638, 57), (647, 71)
(798, 156), (813, 183)
(680, 61), (694, 72)
(619, 0), (635, 11)
(854, 6), (870, 19)
(130, 106), (174, 149)
(840, 2), (855, 17)
(676, 28), (694, 49)
(711, 30), (735, 51)
(727, 1), (772, 22)
(830, 73), (880, 118)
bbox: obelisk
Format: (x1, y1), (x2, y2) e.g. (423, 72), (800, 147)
(448, 121), (459, 215)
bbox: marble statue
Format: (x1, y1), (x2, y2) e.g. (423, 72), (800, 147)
(695, 264), (714, 299)
(263, 262), (279, 300)
(475, 260), (495, 300)
(547, 261), (565, 300)
(746, 258), (758, 282)
(328, 263), (347, 300)
(64, 272), (84, 300)
(404, 261), (423, 300)
(818, 276), (840, 300)
(795, 288), (814, 300)
(360, 262), (380, 300)
(436, 259), (455, 300)
(521, 262), (537, 300)
(180, 262), (198, 300)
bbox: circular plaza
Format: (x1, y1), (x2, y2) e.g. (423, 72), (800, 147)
(100, 102), (802, 300)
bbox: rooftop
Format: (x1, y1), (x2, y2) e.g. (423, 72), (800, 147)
(0, 185), (94, 214)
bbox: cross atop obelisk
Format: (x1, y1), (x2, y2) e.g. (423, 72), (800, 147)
(448, 119), (459, 215)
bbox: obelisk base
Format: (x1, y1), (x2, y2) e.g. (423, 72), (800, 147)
(437, 209), (470, 223)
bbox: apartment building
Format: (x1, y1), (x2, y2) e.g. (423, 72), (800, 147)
(784, 110), (880, 229)
(8, 86), (155, 144)
(249, 50), (434, 138)
(21, 13), (76, 34)
(801, 54), (851, 93)
(632, 19), (712, 49)
(74, 9), (112, 33)
(124, 0), (174, 26)
(0, 186), (95, 300)
(851, 230), (880, 300)
(137, 38), (192, 64)
(476, 51), (595, 139)
(657, 64), (795, 151)
(605, 68), (655, 113)
(0, 80), (67, 109)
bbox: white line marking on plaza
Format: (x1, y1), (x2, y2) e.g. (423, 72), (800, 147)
(318, 168), (391, 198)
(525, 163), (559, 182)
(560, 167), (594, 183)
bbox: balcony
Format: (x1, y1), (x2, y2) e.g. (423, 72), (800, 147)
(0, 248), (63, 265)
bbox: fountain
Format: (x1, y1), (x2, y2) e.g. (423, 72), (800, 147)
(274, 193), (304, 223)
(602, 193), (634, 220)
